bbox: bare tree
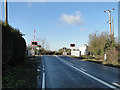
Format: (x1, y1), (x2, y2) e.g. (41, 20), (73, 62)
(36, 38), (50, 50)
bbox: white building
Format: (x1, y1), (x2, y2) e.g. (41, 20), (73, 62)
(79, 44), (88, 55)
(71, 50), (81, 57)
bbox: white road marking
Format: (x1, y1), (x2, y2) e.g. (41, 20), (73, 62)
(37, 75), (39, 79)
(37, 68), (41, 72)
(80, 68), (87, 72)
(112, 82), (120, 88)
(66, 61), (73, 66)
(42, 58), (45, 89)
(62, 60), (72, 65)
(55, 56), (117, 88)
(42, 72), (45, 89)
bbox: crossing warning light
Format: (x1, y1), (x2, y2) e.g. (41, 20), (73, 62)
(31, 41), (38, 46)
(70, 44), (75, 47)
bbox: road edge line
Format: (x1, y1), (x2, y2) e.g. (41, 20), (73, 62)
(42, 56), (45, 89)
(42, 72), (45, 89)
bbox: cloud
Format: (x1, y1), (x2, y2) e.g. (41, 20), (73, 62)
(59, 11), (84, 25)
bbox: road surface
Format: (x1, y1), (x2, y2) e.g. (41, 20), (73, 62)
(38, 55), (120, 88)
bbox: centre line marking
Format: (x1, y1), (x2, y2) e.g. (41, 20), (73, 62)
(55, 56), (117, 89)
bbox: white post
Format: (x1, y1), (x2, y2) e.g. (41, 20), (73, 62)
(104, 53), (107, 62)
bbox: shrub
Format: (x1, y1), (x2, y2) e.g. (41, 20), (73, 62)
(105, 46), (119, 65)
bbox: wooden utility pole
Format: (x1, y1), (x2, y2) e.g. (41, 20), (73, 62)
(108, 10), (111, 37)
(5, 0), (8, 24)
(112, 16), (114, 40)
(104, 8), (114, 40)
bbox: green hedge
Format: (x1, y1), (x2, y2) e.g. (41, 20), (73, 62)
(2, 22), (26, 67)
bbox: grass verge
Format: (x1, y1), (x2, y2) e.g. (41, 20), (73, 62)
(82, 59), (120, 69)
(2, 56), (41, 88)
(69, 56), (120, 69)
(82, 59), (102, 64)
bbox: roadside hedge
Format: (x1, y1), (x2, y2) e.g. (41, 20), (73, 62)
(2, 22), (26, 67)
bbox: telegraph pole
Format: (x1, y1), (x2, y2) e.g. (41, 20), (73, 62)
(112, 16), (114, 40)
(5, 0), (8, 24)
(104, 8), (114, 40)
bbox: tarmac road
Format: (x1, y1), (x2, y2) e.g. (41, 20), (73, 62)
(38, 55), (120, 89)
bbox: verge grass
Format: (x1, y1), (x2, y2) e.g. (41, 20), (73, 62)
(2, 56), (41, 88)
